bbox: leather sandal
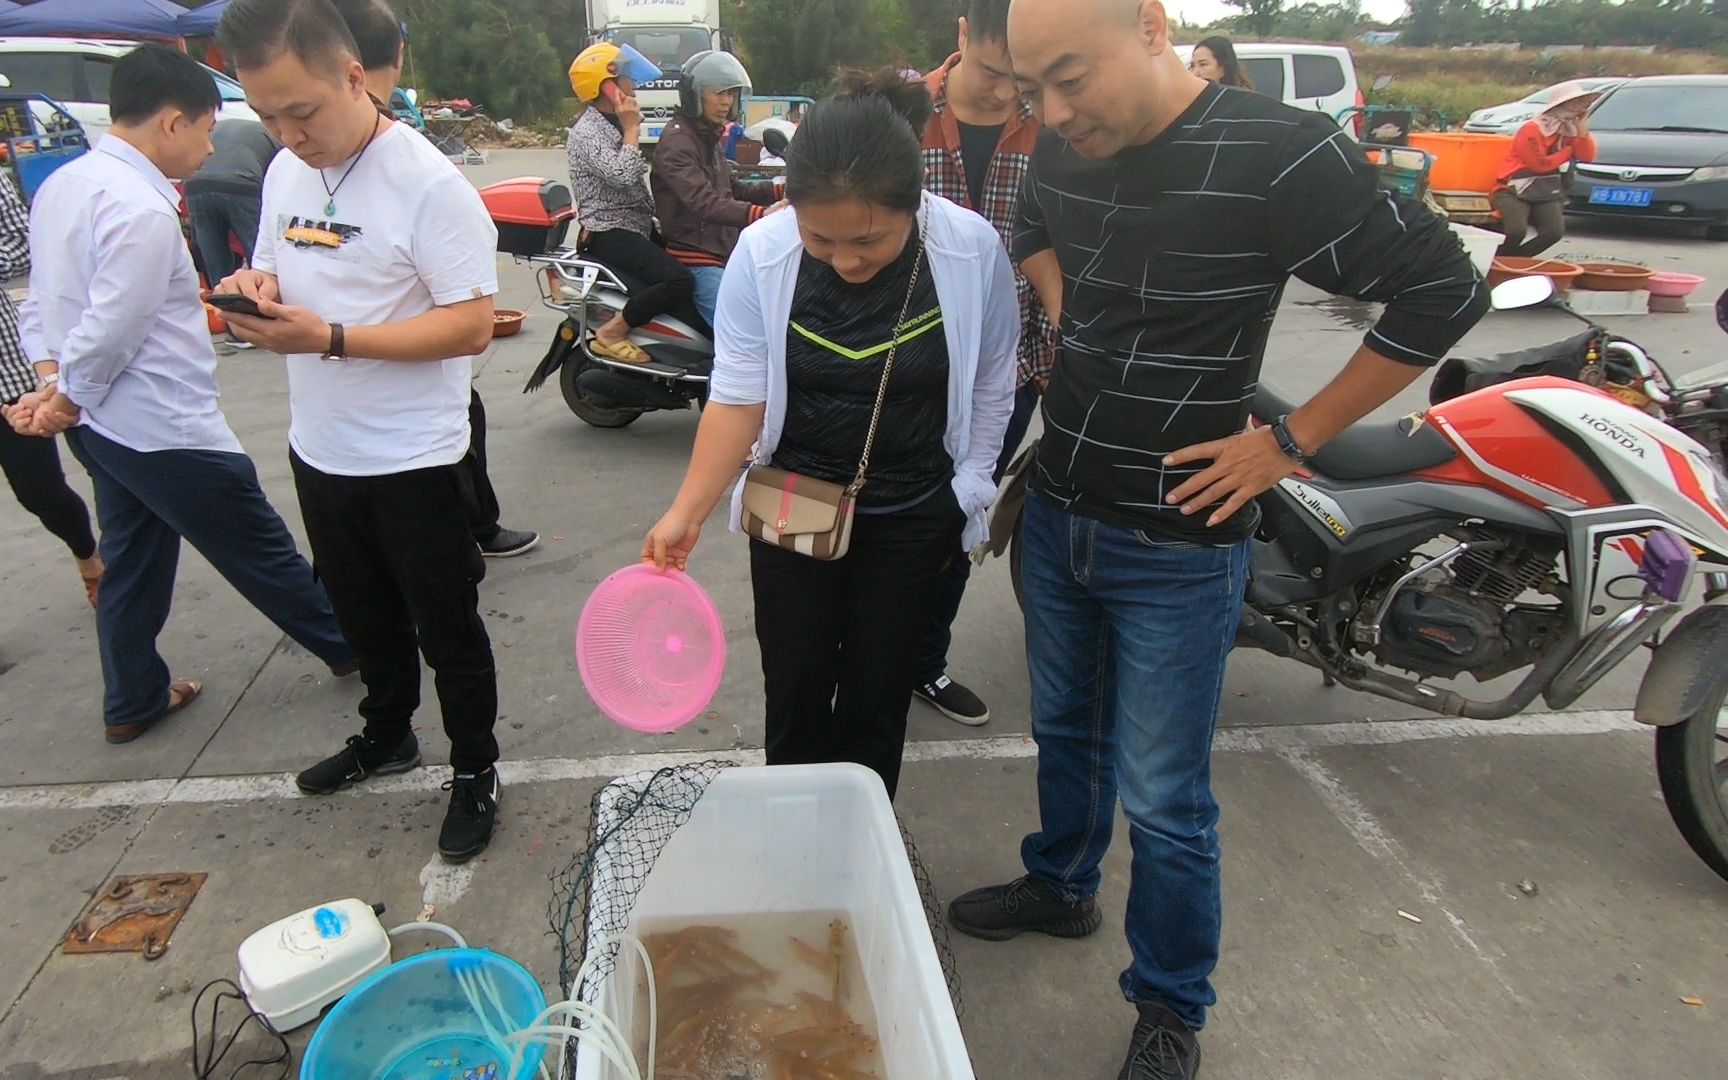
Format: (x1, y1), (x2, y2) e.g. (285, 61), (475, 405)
(589, 336), (650, 364)
(105, 678), (203, 744)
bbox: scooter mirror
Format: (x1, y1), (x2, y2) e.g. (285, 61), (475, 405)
(1373, 75), (1394, 91)
(761, 128), (790, 157)
(1490, 275), (1555, 311)
(1716, 286), (1727, 335)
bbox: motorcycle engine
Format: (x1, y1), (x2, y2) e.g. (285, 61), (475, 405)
(1375, 588), (1509, 679)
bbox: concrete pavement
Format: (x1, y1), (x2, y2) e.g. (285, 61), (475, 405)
(0, 149), (1722, 1078)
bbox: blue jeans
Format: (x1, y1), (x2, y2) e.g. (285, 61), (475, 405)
(66, 428), (352, 730)
(690, 265), (724, 330)
(1018, 492), (1249, 1030)
(185, 188), (261, 287)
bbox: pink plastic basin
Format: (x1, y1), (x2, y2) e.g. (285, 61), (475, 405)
(1647, 272), (1705, 298)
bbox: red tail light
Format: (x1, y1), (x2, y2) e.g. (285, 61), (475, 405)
(1353, 87), (1366, 137)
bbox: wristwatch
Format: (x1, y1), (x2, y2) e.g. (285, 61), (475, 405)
(1270, 413), (1312, 463)
(36, 372), (59, 395)
(322, 323), (346, 363)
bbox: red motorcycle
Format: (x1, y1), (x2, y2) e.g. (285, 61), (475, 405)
(1000, 278), (1728, 881)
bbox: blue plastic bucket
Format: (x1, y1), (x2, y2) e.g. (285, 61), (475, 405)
(301, 948), (547, 1080)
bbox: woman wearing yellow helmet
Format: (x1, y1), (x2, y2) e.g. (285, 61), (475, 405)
(565, 41), (696, 362)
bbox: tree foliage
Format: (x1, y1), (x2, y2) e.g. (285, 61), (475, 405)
(389, 0), (568, 118)
(1224, 0), (1289, 37)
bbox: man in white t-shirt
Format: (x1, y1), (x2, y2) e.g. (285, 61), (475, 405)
(215, 0), (504, 862)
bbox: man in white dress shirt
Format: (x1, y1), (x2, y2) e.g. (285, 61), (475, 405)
(216, 0), (504, 862)
(4, 44), (354, 744)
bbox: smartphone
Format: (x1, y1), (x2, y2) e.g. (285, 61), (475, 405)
(206, 293), (272, 319)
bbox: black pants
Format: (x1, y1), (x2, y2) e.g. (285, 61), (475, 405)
(291, 451), (499, 773)
(465, 389), (502, 543)
(0, 421), (95, 560)
(581, 229), (696, 329)
(1492, 190), (1566, 258)
(917, 381), (1041, 682)
(750, 484), (967, 798)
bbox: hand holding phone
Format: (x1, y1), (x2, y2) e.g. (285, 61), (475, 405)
(615, 90), (643, 132)
(206, 293), (275, 319)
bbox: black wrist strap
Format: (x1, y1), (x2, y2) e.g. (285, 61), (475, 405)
(1271, 413), (1310, 462)
(327, 323), (345, 360)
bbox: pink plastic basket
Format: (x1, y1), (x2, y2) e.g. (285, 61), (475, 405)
(576, 564), (726, 734)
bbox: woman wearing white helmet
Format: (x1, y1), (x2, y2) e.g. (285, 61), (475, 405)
(565, 40), (697, 362)
(650, 50), (785, 328)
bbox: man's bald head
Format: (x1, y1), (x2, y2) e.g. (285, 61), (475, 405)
(1007, 0), (1197, 158)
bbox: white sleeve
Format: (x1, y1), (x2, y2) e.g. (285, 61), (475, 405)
(251, 165), (280, 276)
(410, 172), (500, 306)
(706, 230), (769, 406)
(57, 208), (180, 409)
(955, 238), (1019, 516)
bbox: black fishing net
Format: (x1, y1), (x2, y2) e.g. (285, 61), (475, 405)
(546, 760), (963, 1075)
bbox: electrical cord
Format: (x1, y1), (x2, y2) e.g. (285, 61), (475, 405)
(191, 978), (290, 1080)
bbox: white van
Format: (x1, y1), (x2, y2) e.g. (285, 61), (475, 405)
(0, 37), (260, 145)
(1176, 42), (1361, 126)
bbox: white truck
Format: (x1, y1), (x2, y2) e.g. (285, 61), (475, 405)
(585, 0), (725, 145)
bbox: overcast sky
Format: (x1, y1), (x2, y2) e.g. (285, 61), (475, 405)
(1168, 0), (1410, 30)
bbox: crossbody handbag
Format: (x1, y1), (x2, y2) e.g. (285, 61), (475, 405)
(739, 228), (928, 561)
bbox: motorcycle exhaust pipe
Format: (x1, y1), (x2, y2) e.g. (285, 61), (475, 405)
(1236, 609), (1298, 657)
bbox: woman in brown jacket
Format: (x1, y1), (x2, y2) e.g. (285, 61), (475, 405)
(649, 51), (785, 328)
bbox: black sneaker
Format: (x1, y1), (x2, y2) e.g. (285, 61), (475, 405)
(947, 874), (1102, 942)
(1117, 1002), (1202, 1080)
(915, 675), (990, 726)
(439, 767), (501, 862)
(479, 528), (539, 558)
(295, 733), (421, 795)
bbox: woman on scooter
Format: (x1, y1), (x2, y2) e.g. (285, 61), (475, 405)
(565, 41), (697, 363)
(650, 50), (785, 329)
(1492, 81), (1601, 258)
(642, 69), (1017, 798)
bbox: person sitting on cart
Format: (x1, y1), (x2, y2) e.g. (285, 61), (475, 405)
(650, 50), (785, 329)
(566, 41), (697, 364)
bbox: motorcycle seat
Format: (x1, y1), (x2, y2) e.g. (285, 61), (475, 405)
(1252, 385), (1456, 482)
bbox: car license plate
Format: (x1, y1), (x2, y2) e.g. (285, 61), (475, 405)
(647, 125), (664, 140)
(1590, 186), (1654, 207)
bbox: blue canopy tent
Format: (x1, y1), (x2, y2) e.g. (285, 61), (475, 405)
(178, 0), (232, 37)
(0, 0), (187, 37)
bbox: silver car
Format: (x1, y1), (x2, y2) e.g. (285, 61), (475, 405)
(1464, 77), (1627, 135)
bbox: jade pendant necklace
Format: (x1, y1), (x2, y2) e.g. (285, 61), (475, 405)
(319, 114), (383, 217)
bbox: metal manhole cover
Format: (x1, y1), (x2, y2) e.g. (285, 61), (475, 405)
(64, 873), (207, 960)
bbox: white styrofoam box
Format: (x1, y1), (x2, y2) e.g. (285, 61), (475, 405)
(1449, 221), (1502, 278)
(1567, 289), (1651, 317)
(577, 763), (974, 1080)
(237, 898), (391, 1032)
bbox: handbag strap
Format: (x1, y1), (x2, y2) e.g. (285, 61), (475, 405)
(849, 219), (929, 494)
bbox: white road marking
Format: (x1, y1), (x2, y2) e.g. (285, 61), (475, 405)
(0, 709), (1646, 813)
(1278, 746), (1521, 997)
(419, 856), (476, 913)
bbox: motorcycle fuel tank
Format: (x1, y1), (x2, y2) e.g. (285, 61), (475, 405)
(1421, 376), (1728, 557)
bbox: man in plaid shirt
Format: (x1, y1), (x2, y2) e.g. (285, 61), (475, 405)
(914, 0), (1055, 727)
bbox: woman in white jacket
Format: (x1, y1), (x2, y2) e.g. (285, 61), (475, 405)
(644, 70), (1018, 797)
